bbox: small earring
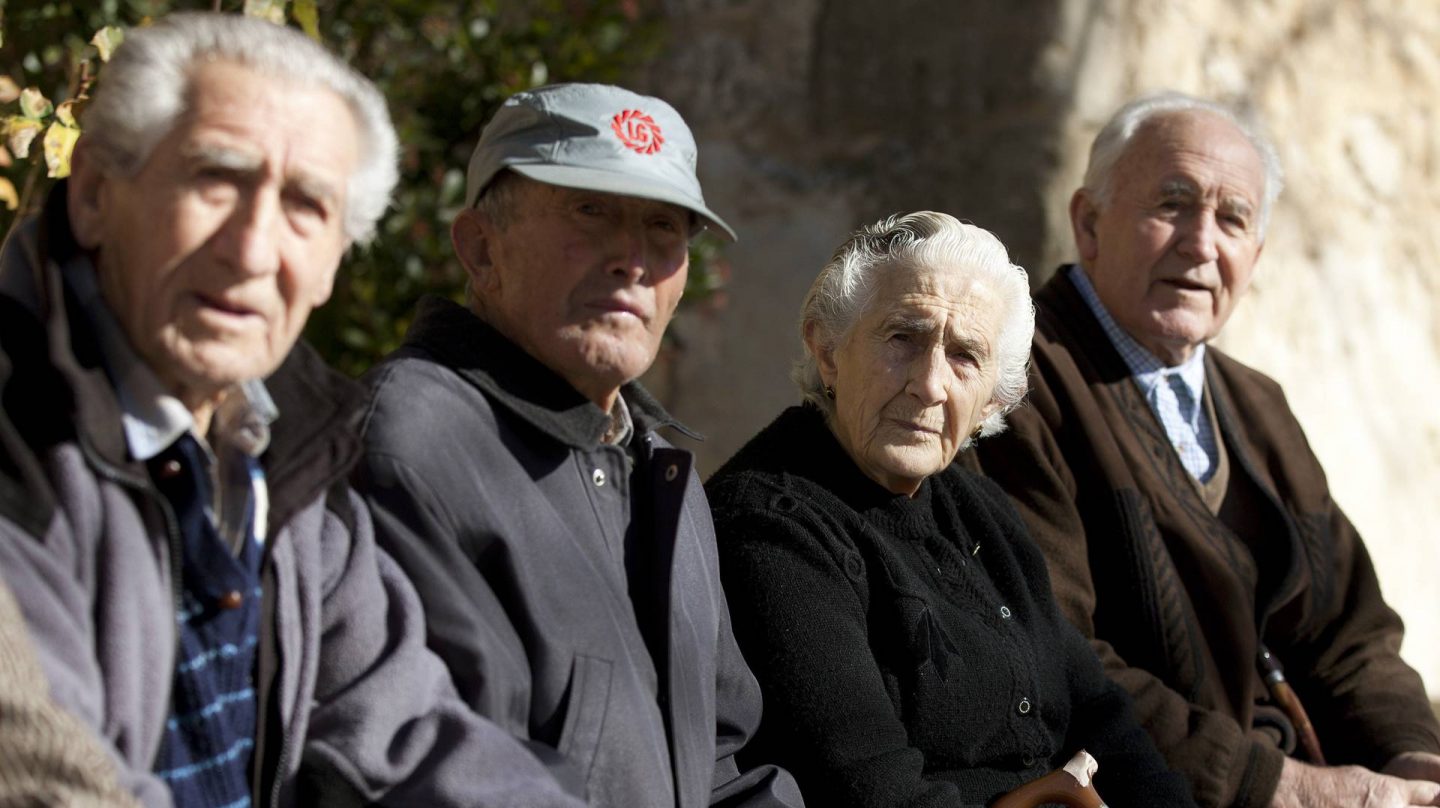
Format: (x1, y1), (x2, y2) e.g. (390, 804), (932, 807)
(972, 424), (984, 439)
(824, 385), (835, 400)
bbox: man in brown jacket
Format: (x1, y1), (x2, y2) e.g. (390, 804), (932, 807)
(966, 92), (1440, 808)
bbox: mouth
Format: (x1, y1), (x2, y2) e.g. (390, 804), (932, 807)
(889, 418), (941, 436)
(1158, 277), (1212, 294)
(587, 298), (649, 322)
(193, 292), (262, 322)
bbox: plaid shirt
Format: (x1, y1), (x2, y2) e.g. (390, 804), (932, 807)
(1068, 266), (1217, 481)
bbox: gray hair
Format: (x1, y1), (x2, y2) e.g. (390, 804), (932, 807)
(1082, 91), (1284, 235)
(80, 12), (398, 244)
(792, 211), (1035, 440)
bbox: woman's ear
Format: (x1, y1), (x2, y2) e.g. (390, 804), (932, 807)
(803, 320), (839, 388)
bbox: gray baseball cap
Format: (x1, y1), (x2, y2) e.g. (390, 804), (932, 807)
(463, 82), (736, 241)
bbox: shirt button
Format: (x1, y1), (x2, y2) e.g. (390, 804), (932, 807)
(1017, 697), (1032, 715)
(999, 605), (1012, 619)
(592, 468), (606, 487)
(218, 590), (244, 610)
(664, 464), (679, 482)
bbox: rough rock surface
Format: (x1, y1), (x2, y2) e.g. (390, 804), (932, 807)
(635, 0), (1440, 693)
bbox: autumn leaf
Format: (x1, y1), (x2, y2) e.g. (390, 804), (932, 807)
(43, 122), (80, 178)
(19, 87), (53, 120)
(55, 100), (81, 127)
(243, 0), (287, 25)
(0, 144), (12, 168)
(6, 117), (43, 158)
(293, 0), (320, 40)
(0, 78), (19, 105)
(0, 178), (16, 211)
(91, 26), (125, 63)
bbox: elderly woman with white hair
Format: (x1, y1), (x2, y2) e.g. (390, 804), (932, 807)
(706, 212), (1194, 807)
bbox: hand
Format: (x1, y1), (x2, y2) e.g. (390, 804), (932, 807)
(1270, 757), (1440, 808)
(1386, 752), (1440, 785)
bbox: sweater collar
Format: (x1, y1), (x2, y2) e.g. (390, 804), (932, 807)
(772, 405), (940, 539)
(400, 295), (696, 450)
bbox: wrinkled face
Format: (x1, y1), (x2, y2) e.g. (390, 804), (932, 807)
(457, 178), (690, 409)
(70, 60), (358, 412)
(1074, 110), (1267, 365)
(812, 263), (1004, 496)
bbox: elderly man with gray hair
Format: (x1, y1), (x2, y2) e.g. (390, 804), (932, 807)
(967, 92), (1440, 808)
(353, 83), (803, 807)
(0, 13), (581, 807)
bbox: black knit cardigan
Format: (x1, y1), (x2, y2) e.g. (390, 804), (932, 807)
(706, 405), (1194, 807)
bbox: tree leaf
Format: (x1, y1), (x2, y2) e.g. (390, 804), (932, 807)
(91, 26), (125, 63)
(0, 177), (16, 211)
(43, 121), (79, 178)
(243, 0), (287, 25)
(0, 78), (19, 105)
(5, 117), (42, 158)
(292, 0), (320, 40)
(54, 100), (80, 127)
(0, 144), (12, 169)
(19, 87), (53, 120)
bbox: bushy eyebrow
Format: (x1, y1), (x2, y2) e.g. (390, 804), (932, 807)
(181, 142), (341, 209)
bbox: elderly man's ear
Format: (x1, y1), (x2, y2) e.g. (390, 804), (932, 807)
(1068, 189), (1101, 264)
(67, 140), (111, 251)
(452, 208), (497, 290)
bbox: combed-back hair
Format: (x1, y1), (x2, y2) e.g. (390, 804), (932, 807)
(81, 11), (398, 244)
(1082, 91), (1284, 235)
(792, 210), (1035, 440)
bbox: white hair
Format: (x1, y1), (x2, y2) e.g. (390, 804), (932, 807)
(792, 210), (1035, 441)
(80, 12), (398, 244)
(1082, 91), (1284, 235)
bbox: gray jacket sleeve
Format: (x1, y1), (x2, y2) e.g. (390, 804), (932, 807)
(292, 489), (586, 807)
(0, 462), (176, 808)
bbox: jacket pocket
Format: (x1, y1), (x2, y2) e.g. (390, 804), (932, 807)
(557, 653), (614, 784)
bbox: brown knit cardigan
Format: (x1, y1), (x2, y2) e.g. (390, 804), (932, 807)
(965, 268), (1440, 808)
(0, 580), (139, 807)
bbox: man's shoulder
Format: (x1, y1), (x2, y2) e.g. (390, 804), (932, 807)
(361, 351), (505, 452)
(1204, 345), (1290, 404)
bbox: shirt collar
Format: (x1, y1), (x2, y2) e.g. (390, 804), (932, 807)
(1068, 264), (1207, 405)
(65, 259), (277, 461)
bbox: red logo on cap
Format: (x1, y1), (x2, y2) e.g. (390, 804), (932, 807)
(611, 109), (664, 155)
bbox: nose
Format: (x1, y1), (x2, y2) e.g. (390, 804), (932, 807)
(1176, 208), (1221, 264)
(606, 218), (651, 283)
(215, 190), (281, 277)
(905, 346), (949, 407)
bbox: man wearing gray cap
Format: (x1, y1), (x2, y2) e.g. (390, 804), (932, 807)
(353, 83), (804, 808)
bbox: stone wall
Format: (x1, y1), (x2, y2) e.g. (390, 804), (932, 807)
(635, 0), (1440, 693)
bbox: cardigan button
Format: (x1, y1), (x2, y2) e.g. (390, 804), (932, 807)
(218, 590), (244, 610)
(1017, 697), (1032, 715)
(999, 605), (1012, 619)
(592, 468), (606, 487)
(664, 463), (680, 482)
(1021, 755), (1036, 768)
(158, 459), (183, 479)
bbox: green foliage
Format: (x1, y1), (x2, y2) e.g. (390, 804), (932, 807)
(0, 1), (729, 378)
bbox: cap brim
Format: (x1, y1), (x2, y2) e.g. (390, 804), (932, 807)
(508, 163), (737, 242)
